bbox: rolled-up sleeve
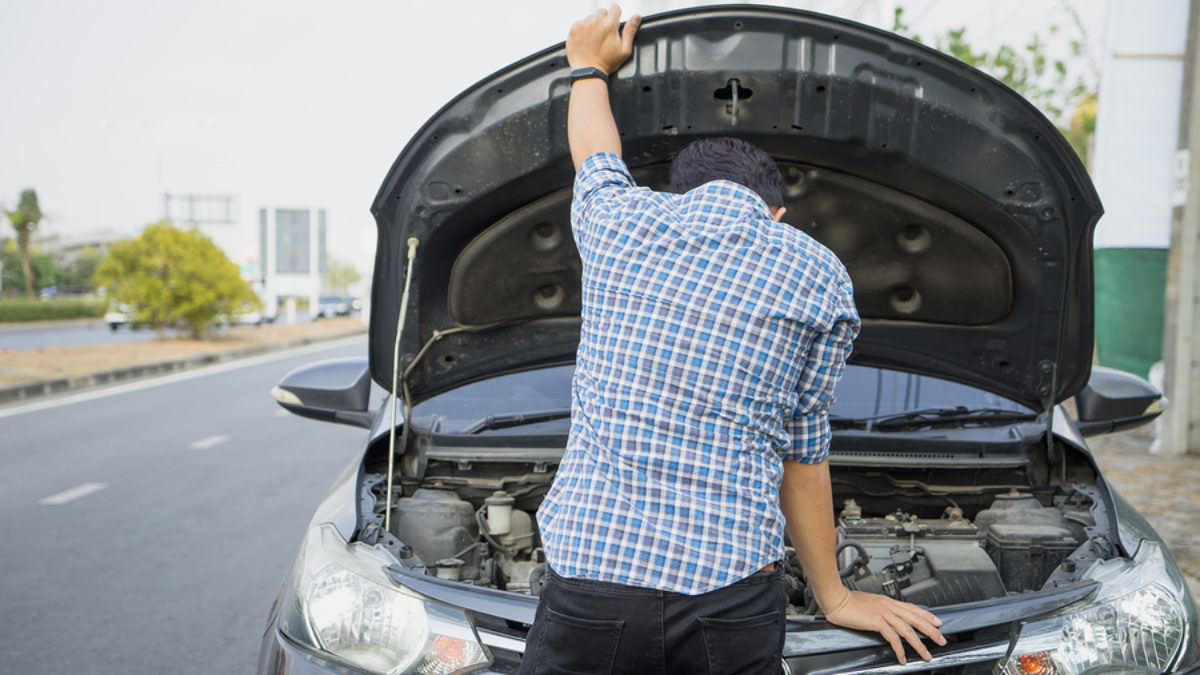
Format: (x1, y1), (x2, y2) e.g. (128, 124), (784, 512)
(570, 152), (637, 254)
(782, 288), (861, 464)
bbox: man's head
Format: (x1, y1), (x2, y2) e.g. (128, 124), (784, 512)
(669, 137), (786, 219)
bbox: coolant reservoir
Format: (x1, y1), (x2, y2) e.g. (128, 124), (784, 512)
(485, 490), (515, 536)
(973, 490), (1065, 533)
(391, 489), (478, 573)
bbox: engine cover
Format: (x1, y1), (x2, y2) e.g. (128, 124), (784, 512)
(843, 546), (1007, 606)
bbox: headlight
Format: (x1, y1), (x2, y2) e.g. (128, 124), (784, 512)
(281, 523), (490, 675)
(997, 542), (1194, 674)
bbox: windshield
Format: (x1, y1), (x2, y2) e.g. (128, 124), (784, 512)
(830, 366), (1030, 419)
(411, 365), (1031, 435)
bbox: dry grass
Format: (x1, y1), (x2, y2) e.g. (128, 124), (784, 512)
(0, 317), (365, 385)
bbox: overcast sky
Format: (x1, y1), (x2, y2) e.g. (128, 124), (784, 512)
(0, 0), (1106, 273)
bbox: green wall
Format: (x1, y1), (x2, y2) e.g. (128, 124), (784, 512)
(1093, 247), (1168, 379)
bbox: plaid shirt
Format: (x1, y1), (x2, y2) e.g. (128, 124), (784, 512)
(537, 152), (860, 595)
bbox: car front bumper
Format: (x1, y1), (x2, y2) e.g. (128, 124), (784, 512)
(261, 535), (1199, 674)
(258, 584), (1095, 675)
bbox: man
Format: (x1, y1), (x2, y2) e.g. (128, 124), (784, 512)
(521, 7), (946, 674)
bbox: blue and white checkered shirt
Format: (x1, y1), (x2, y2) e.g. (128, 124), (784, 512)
(537, 152), (860, 595)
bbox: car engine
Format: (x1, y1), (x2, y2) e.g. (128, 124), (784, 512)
(815, 491), (1086, 609)
(386, 485), (546, 594)
(361, 461), (1096, 611)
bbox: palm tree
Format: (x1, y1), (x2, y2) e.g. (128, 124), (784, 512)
(5, 189), (43, 298)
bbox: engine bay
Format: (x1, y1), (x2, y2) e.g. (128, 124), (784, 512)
(820, 490), (1090, 608)
(358, 440), (1107, 612)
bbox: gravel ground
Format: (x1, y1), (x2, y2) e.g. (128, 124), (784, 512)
(1087, 423), (1200, 602)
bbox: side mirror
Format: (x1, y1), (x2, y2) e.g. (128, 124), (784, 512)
(1074, 366), (1163, 437)
(271, 357), (373, 429)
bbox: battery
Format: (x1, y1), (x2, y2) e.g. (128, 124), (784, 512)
(985, 523), (1078, 592)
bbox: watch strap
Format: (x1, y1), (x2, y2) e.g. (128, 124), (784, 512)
(569, 67), (610, 85)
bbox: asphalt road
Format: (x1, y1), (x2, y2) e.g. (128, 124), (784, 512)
(0, 310), (315, 351)
(0, 319), (184, 350)
(0, 335), (371, 674)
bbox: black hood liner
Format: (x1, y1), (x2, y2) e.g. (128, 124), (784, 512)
(370, 5), (1101, 412)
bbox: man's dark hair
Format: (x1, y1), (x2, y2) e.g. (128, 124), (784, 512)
(668, 137), (785, 207)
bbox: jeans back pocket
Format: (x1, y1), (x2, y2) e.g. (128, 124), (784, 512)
(530, 606), (625, 675)
(698, 611), (782, 674)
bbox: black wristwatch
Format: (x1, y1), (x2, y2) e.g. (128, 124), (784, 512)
(569, 67), (610, 85)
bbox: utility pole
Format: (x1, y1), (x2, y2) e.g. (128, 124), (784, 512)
(1162, 0), (1200, 456)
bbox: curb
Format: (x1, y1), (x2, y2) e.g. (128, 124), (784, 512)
(0, 327), (366, 406)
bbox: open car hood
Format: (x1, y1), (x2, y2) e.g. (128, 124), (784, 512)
(369, 5), (1101, 412)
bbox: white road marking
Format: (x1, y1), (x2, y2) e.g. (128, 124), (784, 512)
(188, 434), (229, 450)
(39, 482), (108, 505)
(0, 335), (365, 420)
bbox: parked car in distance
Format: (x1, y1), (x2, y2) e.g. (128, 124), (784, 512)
(314, 295), (355, 319)
(259, 7), (1200, 675)
(230, 307), (273, 327)
(104, 303), (135, 331)
(108, 302), (271, 329)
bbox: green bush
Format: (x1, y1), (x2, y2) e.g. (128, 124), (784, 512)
(0, 297), (105, 322)
(95, 221), (261, 338)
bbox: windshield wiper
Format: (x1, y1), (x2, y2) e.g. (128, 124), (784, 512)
(869, 407), (1038, 431)
(829, 415), (869, 430)
(460, 406), (1033, 435)
(462, 408), (573, 434)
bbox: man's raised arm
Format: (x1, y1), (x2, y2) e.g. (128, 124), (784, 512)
(566, 5), (640, 170)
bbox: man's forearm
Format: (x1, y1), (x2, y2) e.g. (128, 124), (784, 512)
(779, 459), (848, 612)
(568, 79), (622, 170)
(781, 458), (946, 664)
(564, 6), (639, 170)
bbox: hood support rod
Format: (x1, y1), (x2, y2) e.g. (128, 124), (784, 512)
(1037, 359), (1064, 480)
(385, 237), (420, 533)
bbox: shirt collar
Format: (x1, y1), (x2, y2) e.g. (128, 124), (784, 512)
(678, 179), (775, 223)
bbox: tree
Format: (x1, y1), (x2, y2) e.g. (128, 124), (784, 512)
(94, 220), (261, 338)
(1063, 92), (1097, 169)
(5, 189), (44, 298)
(325, 257), (362, 294)
(1, 238), (58, 296)
(892, 6), (1095, 165)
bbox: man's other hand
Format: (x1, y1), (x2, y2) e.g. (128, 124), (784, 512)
(823, 588), (947, 665)
(567, 4), (641, 74)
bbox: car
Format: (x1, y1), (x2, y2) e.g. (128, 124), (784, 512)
(314, 295), (354, 319)
(108, 302), (269, 330)
(227, 300), (275, 327)
(234, 310), (264, 326)
(104, 303), (135, 331)
(259, 7), (1200, 675)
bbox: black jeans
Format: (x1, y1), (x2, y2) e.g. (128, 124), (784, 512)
(517, 567), (786, 675)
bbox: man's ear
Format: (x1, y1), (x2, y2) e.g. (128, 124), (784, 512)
(770, 206), (787, 222)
